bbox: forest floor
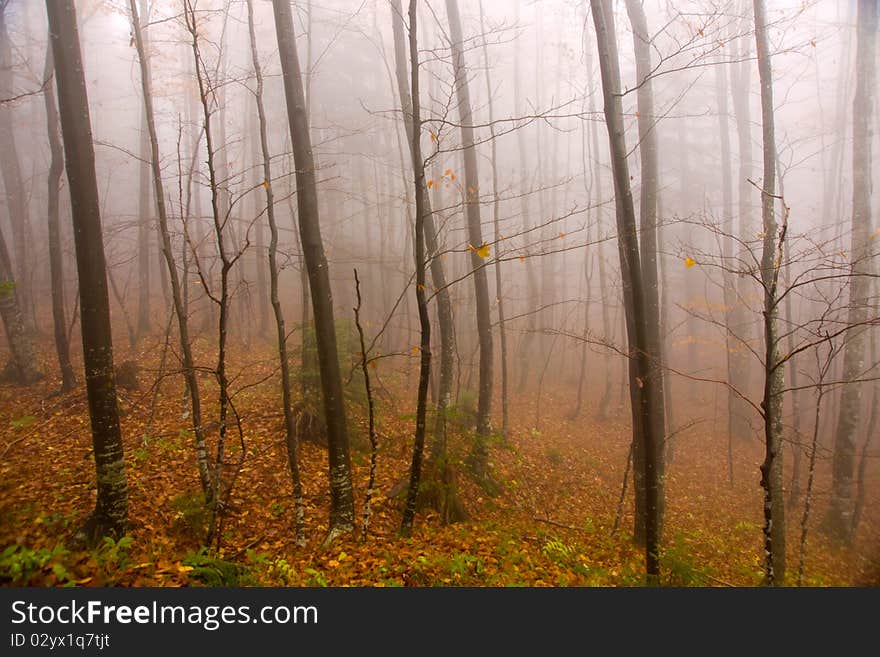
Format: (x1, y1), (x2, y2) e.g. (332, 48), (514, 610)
(1, 333), (878, 587)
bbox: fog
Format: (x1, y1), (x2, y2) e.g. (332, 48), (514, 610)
(0, 0), (876, 587)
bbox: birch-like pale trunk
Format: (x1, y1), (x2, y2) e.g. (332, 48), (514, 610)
(753, 0), (786, 584)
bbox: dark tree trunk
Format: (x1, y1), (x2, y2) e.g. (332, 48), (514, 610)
(400, 0), (432, 537)
(184, 2), (239, 546)
(42, 43), (77, 392)
(47, 0), (128, 542)
(390, 0), (456, 464)
(828, 0), (877, 540)
(590, 0), (660, 583)
(444, 0), (494, 478)
(272, 0), (355, 543)
(624, 0), (667, 546)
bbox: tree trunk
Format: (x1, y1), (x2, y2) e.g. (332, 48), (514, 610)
(590, 0), (660, 583)
(245, 0), (304, 546)
(184, 2), (238, 546)
(250, 112), (270, 340)
(444, 0), (494, 478)
(131, 0), (212, 501)
(582, 32), (613, 422)
(828, 0), (877, 540)
(47, 0), (128, 542)
(715, 46), (736, 484)
(42, 43), (77, 392)
(135, 0), (151, 339)
(400, 0), (432, 537)
(478, 0), (508, 440)
(728, 7), (755, 441)
(624, 0), (667, 546)
(776, 163), (803, 508)
(850, 282), (878, 540)
(272, 0), (355, 542)
(43, 40), (76, 392)
(0, 7), (32, 329)
(390, 0), (456, 465)
(512, 1), (537, 395)
(753, 0), (786, 584)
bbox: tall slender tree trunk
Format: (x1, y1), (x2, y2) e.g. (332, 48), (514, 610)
(478, 0), (508, 440)
(390, 0), (456, 464)
(136, 104), (152, 338)
(42, 43), (76, 392)
(47, 0), (128, 542)
(0, 2), (42, 387)
(184, 2), (236, 545)
(250, 109), (270, 340)
(850, 281), (878, 539)
(400, 0), (432, 537)
(245, 0), (304, 546)
(753, 0), (785, 584)
(776, 164), (803, 508)
(586, 44), (613, 422)
(729, 7), (755, 440)
(513, 1), (537, 395)
(828, 0), (877, 540)
(135, 0), (151, 339)
(715, 47), (736, 484)
(130, 0), (212, 501)
(624, 0), (667, 546)
(0, 6), (32, 329)
(590, 0), (660, 583)
(444, 0), (494, 478)
(272, 0), (355, 542)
